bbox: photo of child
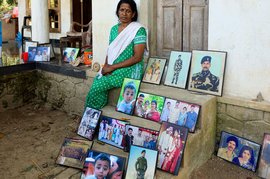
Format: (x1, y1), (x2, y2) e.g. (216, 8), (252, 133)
(63, 48), (79, 62)
(81, 150), (126, 179)
(116, 78), (141, 115)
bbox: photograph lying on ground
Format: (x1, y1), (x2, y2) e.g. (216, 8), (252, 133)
(123, 124), (159, 152)
(56, 138), (92, 169)
(77, 107), (102, 140)
(98, 116), (129, 149)
(133, 92), (165, 123)
(116, 78), (141, 115)
(217, 131), (261, 172)
(157, 122), (188, 175)
(125, 145), (158, 179)
(258, 133), (270, 178)
(160, 98), (200, 133)
(81, 149), (126, 179)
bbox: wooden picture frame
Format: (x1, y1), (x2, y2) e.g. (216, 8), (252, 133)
(188, 50), (227, 96)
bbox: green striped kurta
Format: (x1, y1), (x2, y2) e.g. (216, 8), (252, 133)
(85, 24), (147, 109)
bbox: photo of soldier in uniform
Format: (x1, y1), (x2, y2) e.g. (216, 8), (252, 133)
(125, 145), (158, 179)
(164, 51), (192, 89)
(188, 50), (227, 96)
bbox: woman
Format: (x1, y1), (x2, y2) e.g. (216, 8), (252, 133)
(85, 0), (147, 109)
(146, 100), (160, 122)
(232, 145), (255, 171)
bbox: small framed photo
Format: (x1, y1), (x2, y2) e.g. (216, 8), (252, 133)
(160, 98), (200, 133)
(157, 122), (188, 175)
(116, 78), (141, 115)
(77, 107), (102, 140)
(36, 46), (50, 62)
(39, 43), (55, 59)
(28, 47), (37, 62)
(164, 51), (192, 89)
(97, 116), (129, 149)
(63, 47), (80, 62)
(217, 131), (261, 172)
(125, 145), (158, 179)
(258, 133), (270, 178)
(188, 50), (227, 96)
(81, 149), (126, 179)
(123, 124), (159, 152)
(25, 41), (38, 53)
(133, 92), (165, 123)
(142, 57), (167, 85)
(56, 138), (92, 169)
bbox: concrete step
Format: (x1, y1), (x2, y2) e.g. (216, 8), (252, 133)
(94, 88), (216, 179)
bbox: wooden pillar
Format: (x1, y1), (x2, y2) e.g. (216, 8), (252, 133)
(31, 0), (49, 43)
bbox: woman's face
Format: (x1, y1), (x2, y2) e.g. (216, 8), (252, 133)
(151, 102), (156, 110)
(242, 150), (251, 161)
(118, 3), (135, 24)
(111, 171), (123, 179)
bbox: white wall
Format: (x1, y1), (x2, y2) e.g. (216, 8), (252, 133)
(209, 0), (270, 102)
(92, 0), (149, 66)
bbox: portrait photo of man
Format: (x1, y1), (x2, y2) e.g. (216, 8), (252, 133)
(135, 150), (148, 179)
(218, 135), (239, 162)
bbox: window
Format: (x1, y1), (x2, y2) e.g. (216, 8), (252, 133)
(26, 0), (61, 33)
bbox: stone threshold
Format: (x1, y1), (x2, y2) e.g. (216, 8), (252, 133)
(217, 96), (270, 113)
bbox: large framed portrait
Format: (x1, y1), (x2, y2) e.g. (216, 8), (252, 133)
(123, 124), (159, 152)
(157, 122), (188, 175)
(258, 133), (270, 178)
(63, 47), (80, 63)
(164, 51), (192, 89)
(217, 131), (261, 172)
(97, 116), (129, 149)
(81, 149), (126, 179)
(77, 107), (102, 141)
(116, 78), (141, 115)
(133, 92), (165, 123)
(188, 50), (227, 96)
(160, 98), (200, 133)
(55, 138), (92, 169)
(142, 57), (167, 85)
(125, 145), (158, 179)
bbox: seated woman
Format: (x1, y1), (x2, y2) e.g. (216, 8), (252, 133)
(232, 145), (255, 171)
(85, 0), (147, 109)
(145, 100), (161, 122)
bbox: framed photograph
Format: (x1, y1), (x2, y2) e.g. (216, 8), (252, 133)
(123, 124), (159, 152)
(160, 98), (200, 133)
(164, 51), (192, 89)
(28, 47), (37, 62)
(142, 57), (167, 85)
(116, 78), (141, 115)
(157, 122), (188, 175)
(97, 116), (129, 149)
(25, 41), (38, 53)
(81, 149), (126, 179)
(77, 107), (102, 141)
(39, 43), (55, 59)
(188, 50), (227, 96)
(125, 145), (158, 179)
(63, 47), (80, 63)
(133, 92), (165, 123)
(56, 138), (92, 169)
(217, 131), (261, 172)
(258, 133), (270, 178)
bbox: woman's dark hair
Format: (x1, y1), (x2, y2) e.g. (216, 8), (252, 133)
(116, 0), (138, 22)
(238, 145), (255, 165)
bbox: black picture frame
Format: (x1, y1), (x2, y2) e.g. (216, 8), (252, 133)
(39, 42), (55, 59)
(133, 91), (165, 123)
(77, 107), (102, 141)
(97, 116), (129, 150)
(187, 50), (227, 96)
(142, 57), (167, 85)
(156, 122), (189, 175)
(258, 133), (270, 178)
(217, 131), (261, 172)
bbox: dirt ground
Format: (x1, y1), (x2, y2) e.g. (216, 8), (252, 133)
(0, 103), (261, 179)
